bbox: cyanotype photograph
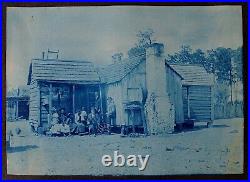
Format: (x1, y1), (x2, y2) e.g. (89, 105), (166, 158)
(4, 4), (245, 178)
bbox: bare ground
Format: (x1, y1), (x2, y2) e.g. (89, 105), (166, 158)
(6, 118), (244, 175)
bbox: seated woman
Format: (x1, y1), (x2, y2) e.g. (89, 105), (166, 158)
(49, 108), (70, 136)
(49, 108), (61, 136)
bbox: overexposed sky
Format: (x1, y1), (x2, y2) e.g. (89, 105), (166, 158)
(6, 6), (243, 89)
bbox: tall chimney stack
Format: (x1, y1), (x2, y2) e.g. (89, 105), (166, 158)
(145, 43), (175, 134)
(112, 53), (123, 64)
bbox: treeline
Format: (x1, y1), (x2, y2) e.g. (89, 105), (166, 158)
(167, 45), (243, 85)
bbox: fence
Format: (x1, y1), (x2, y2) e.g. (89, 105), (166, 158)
(214, 101), (244, 119)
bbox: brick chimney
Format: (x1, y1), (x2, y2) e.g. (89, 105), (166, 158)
(112, 53), (123, 64)
(145, 43), (175, 134)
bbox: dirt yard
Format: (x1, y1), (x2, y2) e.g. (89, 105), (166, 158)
(6, 118), (244, 175)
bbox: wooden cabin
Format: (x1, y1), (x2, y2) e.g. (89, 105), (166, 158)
(99, 47), (184, 132)
(27, 59), (102, 131)
(169, 64), (214, 127)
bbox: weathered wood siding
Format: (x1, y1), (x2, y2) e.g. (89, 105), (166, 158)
(40, 83), (49, 125)
(165, 66), (184, 123)
(105, 61), (146, 126)
(29, 79), (40, 127)
(122, 61), (146, 126)
(182, 85), (212, 121)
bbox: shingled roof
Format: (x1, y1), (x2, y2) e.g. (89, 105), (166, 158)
(168, 63), (214, 86)
(98, 53), (146, 84)
(28, 59), (100, 85)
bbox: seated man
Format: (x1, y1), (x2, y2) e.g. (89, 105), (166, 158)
(66, 113), (77, 134)
(59, 108), (67, 124)
(75, 111), (86, 134)
(87, 107), (100, 135)
(80, 107), (87, 125)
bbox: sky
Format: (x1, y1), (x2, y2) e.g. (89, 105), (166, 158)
(6, 6), (243, 90)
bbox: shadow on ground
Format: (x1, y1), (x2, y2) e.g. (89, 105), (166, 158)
(173, 124), (230, 134)
(7, 145), (38, 153)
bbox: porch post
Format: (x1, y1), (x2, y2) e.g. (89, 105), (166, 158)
(187, 86), (190, 119)
(99, 84), (103, 116)
(16, 100), (19, 119)
(72, 85), (75, 115)
(49, 83), (52, 125)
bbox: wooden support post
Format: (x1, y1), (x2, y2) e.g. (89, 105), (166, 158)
(16, 100), (19, 119)
(99, 84), (103, 116)
(131, 109), (135, 133)
(187, 86), (190, 119)
(86, 87), (89, 113)
(72, 85), (75, 115)
(211, 86), (214, 121)
(49, 83), (52, 125)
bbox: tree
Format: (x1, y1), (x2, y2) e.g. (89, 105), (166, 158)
(136, 28), (155, 49)
(128, 28), (155, 58)
(231, 47), (243, 82)
(212, 47), (233, 83)
(167, 45), (193, 64)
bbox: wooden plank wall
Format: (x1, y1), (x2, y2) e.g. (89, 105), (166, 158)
(105, 61), (146, 126)
(166, 66), (184, 123)
(29, 79), (40, 128)
(40, 83), (49, 125)
(183, 85), (212, 121)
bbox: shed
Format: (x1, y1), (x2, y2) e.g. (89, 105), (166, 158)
(6, 96), (29, 121)
(169, 64), (214, 124)
(28, 59), (102, 130)
(6, 87), (29, 121)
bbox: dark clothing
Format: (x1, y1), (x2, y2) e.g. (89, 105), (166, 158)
(59, 113), (67, 124)
(87, 113), (100, 134)
(95, 96), (101, 114)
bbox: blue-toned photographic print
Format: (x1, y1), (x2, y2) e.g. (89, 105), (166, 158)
(5, 5), (244, 176)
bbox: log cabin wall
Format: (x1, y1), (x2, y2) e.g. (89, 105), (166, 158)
(29, 79), (40, 129)
(182, 85), (213, 121)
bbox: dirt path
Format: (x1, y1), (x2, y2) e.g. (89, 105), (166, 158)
(6, 118), (244, 175)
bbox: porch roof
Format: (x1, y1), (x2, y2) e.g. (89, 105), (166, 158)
(28, 59), (101, 85)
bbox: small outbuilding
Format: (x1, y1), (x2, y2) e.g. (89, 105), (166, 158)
(6, 96), (29, 121)
(169, 64), (214, 127)
(6, 87), (29, 121)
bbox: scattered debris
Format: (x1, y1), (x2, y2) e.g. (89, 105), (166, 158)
(166, 147), (174, 151)
(229, 130), (239, 134)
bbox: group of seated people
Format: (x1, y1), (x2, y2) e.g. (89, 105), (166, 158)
(48, 106), (109, 136)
